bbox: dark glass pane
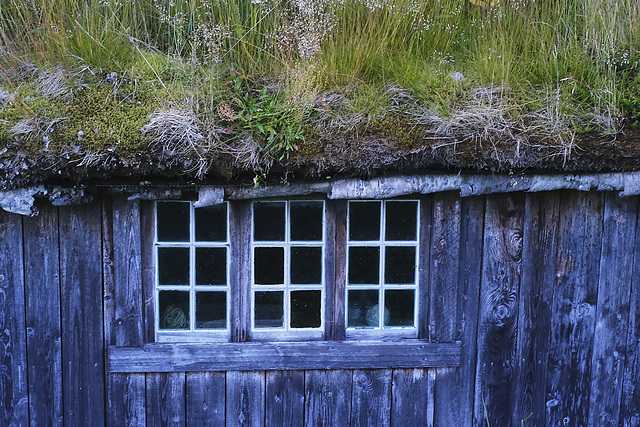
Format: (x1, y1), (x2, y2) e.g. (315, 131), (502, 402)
(254, 202), (285, 241)
(196, 247), (226, 286)
(347, 290), (380, 328)
(385, 201), (418, 241)
(290, 247), (322, 284)
(255, 291), (284, 328)
(254, 247), (284, 284)
(196, 291), (226, 329)
(158, 247), (189, 286)
(291, 290), (321, 328)
(385, 246), (416, 284)
(349, 202), (381, 241)
(385, 290), (415, 327)
(157, 202), (189, 242)
(195, 204), (227, 242)
(348, 247), (379, 284)
(291, 201), (323, 241)
(159, 291), (189, 330)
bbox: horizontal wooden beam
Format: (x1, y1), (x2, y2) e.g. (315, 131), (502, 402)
(108, 341), (462, 373)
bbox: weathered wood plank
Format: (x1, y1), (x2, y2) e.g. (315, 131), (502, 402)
(265, 370), (304, 426)
(588, 193), (637, 426)
(512, 192), (560, 426)
(141, 201), (156, 344)
(23, 203), (63, 426)
(305, 370), (352, 427)
(108, 373), (145, 427)
(185, 372), (225, 426)
(59, 203), (105, 426)
(230, 201), (251, 343)
(331, 200), (348, 341)
(0, 210), (28, 426)
(417, 195), (432, 340)
(473, 194), (524, 427)
(108, 341), (462, 372)
(391, 368), (435, 427)
(351, 369), (391, 427)
(545, 192), (603, 426)
(226, 371), (265, 427)
(146, 373), (186, 426)
(324, 200), (338, 340)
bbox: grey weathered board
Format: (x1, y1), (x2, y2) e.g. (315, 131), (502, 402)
(185, 371), (226, 426)
(305, 369), (352, 427)
(146, 372), (186, 426)
(391, 368), (435, 426)
(351, 369), (392, 426)
(265, 370), (304, 426)
(226, 371), (265, 427)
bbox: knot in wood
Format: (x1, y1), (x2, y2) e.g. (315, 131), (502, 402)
(506, 229), (522, 260)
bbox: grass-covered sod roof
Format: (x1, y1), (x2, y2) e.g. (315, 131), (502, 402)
(2, 0), (640, 188)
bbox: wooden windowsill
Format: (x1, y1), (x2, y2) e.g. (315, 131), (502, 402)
(108, 340), (462, 373)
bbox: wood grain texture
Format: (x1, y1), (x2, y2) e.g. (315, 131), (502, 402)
(185, 372), (226, 426)
(146, 372), (186, 426)
(391, 368), (435, 427)
(23, 203), (63, 426)
(588, 193), (638, 427)
(59, 203), (105, 426)
(141, 201), (156, 344)
(417, 195), (432, 340)
(473, 194), (524, 427)
(108, 341), (462, 372)
(108, 373), (145, 427)
(332, 200), (348, 341)
(512, 192), (560, 426)
(226, 371), (265, 427)
(0, 210), (28, 426)
(230, 201), (251, 343)
(324, 199), (338, 340)
(265, 370), (304, 426)
(544, 191), (603, 426)
(304, 370), (352, 427)
(351, 369), (391, 427)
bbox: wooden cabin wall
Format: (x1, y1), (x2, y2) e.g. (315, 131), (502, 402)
(0, 191), (639, 426)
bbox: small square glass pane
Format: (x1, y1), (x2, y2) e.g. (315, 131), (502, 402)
(196, 247), (226, 286)
(254, 247), (284, 284)
(349, 202), (381, 241)
(158, 247), (189, 286)
(348, 247), (380, 284)
(291, 201), (323, 241)
(159, 291), (189, 330)
(348, 289), (380, 328)
(195, 204), (227, 242)
(196, 291), (227, 329)
(157, 202), (189, 242)
(255, 291), (284, 328)
(384, 246), (416, 284)
(254, 202), (285, 241)
(290, 247), (322, 284)
(291, 290), (321, 328)
(384, 290), (415, 327)
(385, 201), (418, 241)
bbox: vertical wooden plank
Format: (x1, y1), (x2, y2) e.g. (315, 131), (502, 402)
(324, 199), (338, 340)
(185, 372), (225, 426)
(141, 202), (156, 344)
(391, 368), (434, 427)
(304, 370), (352, 427)
(265, 370), (304, 426)
(417, 195), (432, 340)
(230, 201), (251, 343)
(59, 203), (105, 426)
(545, 191), (603, 426)
(146, 373), (186, 427)
(109, 374), (145, 426)
(23, 203), (63, 426)
(0, 209), (28, 426)
(331, 200), (348, 341)
(226, 371), (265, 427)
(351, 369), (391, 427)
(473, 193), (524, 427)
(588, 193), (637, 426)
(512, 192), (560, 426)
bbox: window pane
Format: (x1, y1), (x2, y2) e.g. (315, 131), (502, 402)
(157, 202), (189, 242)
(255, 291), (284, 328)
(195, 204), (227, 242)
(348, 247), (380, 284)
(196, 291), (226, 329)
(290, 247), (322, 284)
(254, 202), (285, 241)
(159, 291), (189, 330)
(291, 290), (321, 328)
(291, 201), (323, 241)
(384, 246), (416, 284)
(196, 247), (226, 286)
(385, 290), (414, 327)
(254, 247), (284, 284)
(349, 202), (381, 241)
(385, 201), (418, 241)
(158, 247), (189, 286)
(348, 289), (380, 328)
